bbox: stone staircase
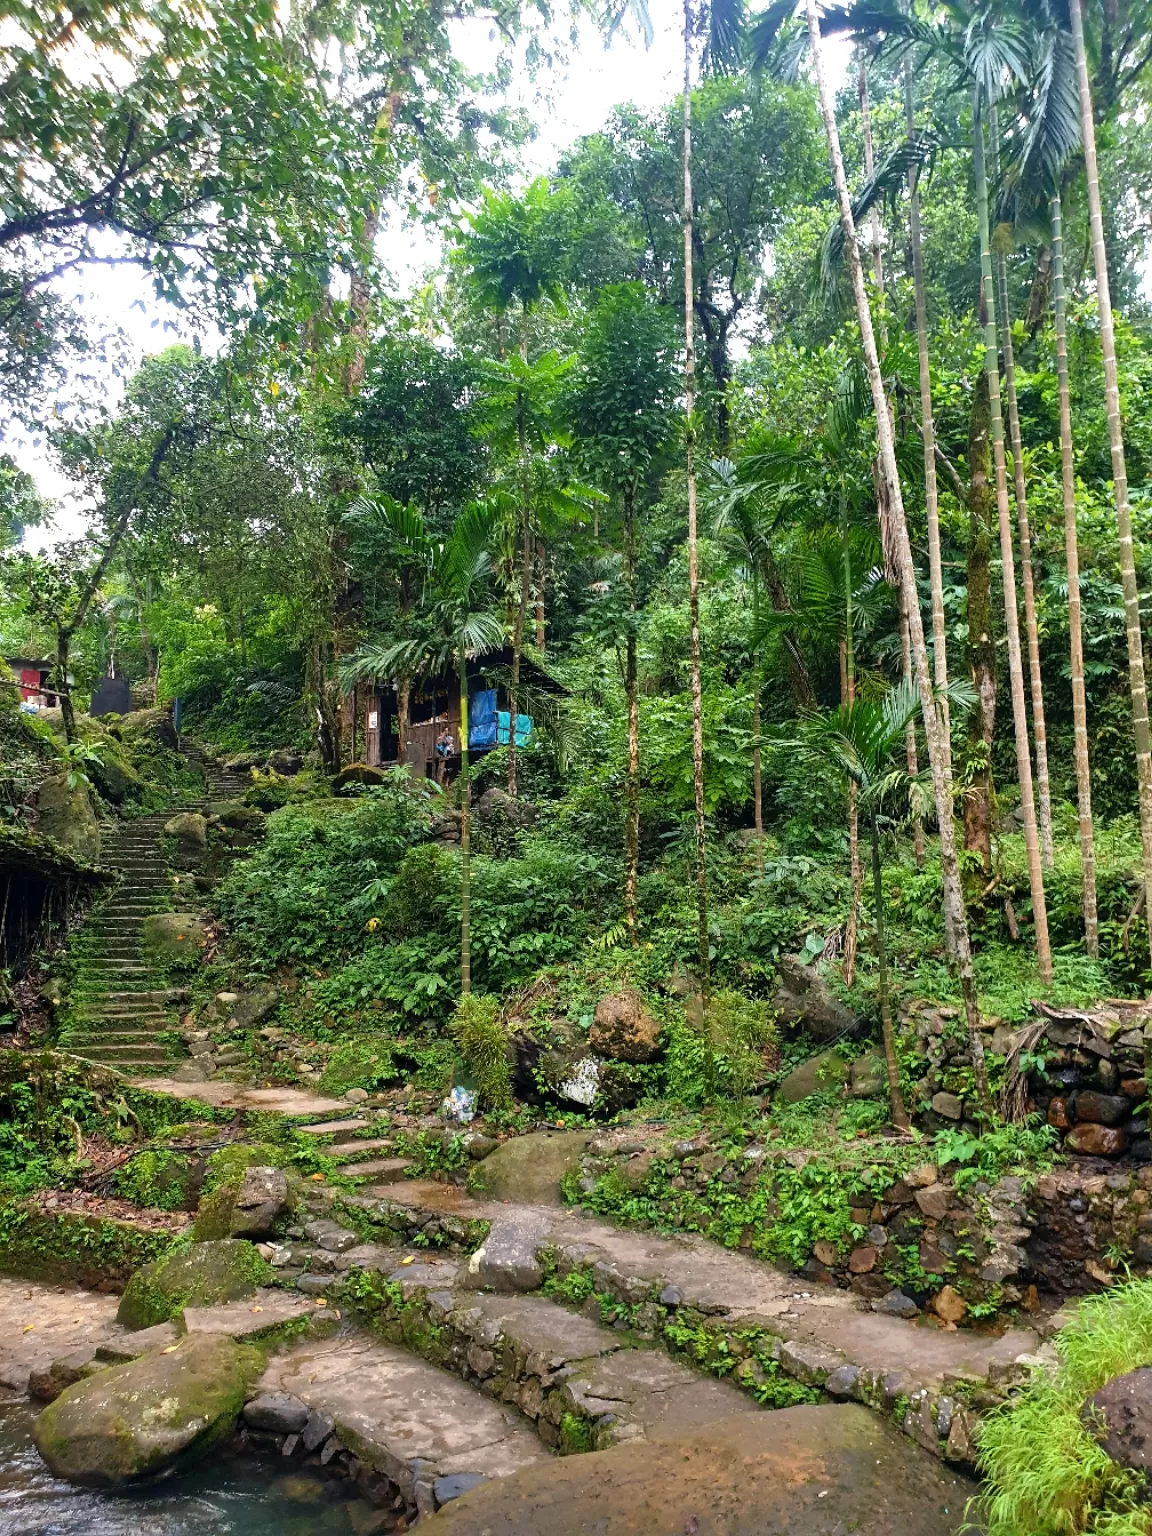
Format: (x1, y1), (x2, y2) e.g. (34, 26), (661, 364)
(60, 747), (249, 1074)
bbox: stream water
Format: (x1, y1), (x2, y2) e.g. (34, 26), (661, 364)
(0, 1400), (392, 1536)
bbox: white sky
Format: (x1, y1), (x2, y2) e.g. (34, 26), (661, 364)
(10, 14), (852, 549)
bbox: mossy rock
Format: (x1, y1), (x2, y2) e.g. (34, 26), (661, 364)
(776, 1048), (850, 1105)
(191, 1182), (240, 1241)
(466, 1131), (591, 1207)
(35, 775), (101, 863)
(140, 913), (209, 968)
(112, 1149), (199, 1212)
(89, 744), (142, 804)
(202, 1141), (287, 1193)
(119, 707), (178, 750)
(33, 1333), (262, 1487)
(116, 1239), (272, 1329)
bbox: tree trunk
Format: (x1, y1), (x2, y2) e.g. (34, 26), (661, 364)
(872, 821), (911, 1128)
(343, 204), (380, 395)
(683, 0), (710, 995)
(899, 598), (925, 868)
(972, 88), (1052, 983)
(535, 538), (546, 653)
(458, 647), (472, 996)
(989, 109), (1053, 868)
(904, 58), (950, 773)
(843, 538), (863, 987)
(397, 676), (411, 766)
(624, 481), (641, 944)
(55, 630), (75, 744)
(805, 0), (992, 1117)
(508, 303), (532, 798)
(1051, 189), (1099, 956)
(965, 371), (997, 878)
(752, 575), (764, 874)
(1070, 0), (1152, 960)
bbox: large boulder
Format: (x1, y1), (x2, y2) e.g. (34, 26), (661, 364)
(1084, 1366), (1152, 1474)
(772, 955), (861, 1042)
(35, 775), (101, 863)
(333, 762), (388, 790)
(777, 1048), (850, 1105)
(164, 811), (208, 852)
(267, 748), (302, 776)
(206, 800), (265, 833)
(228, 984), (279, 1029)
(229, 1166), (290, 1238)
(467, 1130), (591, 1206)
(119, 707), (178, 750)
(89, 743), (142, 804)
(33, 1333), (262, 1487)
(588, 990), (663, 1063)
(141, 912), (209, 968)
(476, 786), (538, 830)
(116, 1239), (272, 1329)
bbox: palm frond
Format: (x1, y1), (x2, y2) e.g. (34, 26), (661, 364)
(459, 610), (506, 658)
(602, 0), (654, 48)
(819, 130), (941, 295)
(1016, 26), (1080, 190)
(339, 637), (446, 692)
(704, 0), (746, 74)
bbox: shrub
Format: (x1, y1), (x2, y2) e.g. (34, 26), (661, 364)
(978, 1280), (1152, 1535)
(451, 995), (513, 1111)
(317, 1038), (399, 1096)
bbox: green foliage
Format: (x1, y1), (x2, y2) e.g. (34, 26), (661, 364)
(214, 782), (435, 963)
(451, 995), (513, 1110)
(934, 1121), (1060, 1194)
(112, 1149), (195, 1211)
(317, 1038), (398, 1096)
(978, 1281), (1152, 1536)
(0, 1199), (176, 1286)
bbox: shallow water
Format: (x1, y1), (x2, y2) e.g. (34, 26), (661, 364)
(0, 1399), (390, 1536)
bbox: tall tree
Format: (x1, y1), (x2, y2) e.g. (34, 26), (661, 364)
(568, 283), (679, 941)
(804, 0), (992, 1115)
(341, 500), (503, 995)
(989, 104), (1054, 867)
(459, 180), (570, 798)
(971, 77), (1052, 983)
(1068, 0), (1152, 959)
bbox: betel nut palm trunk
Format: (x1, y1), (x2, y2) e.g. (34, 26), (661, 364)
(1050, 189), (1099, 954)
(804, 0), (993, 1114)
(1069, 0), (1152, 960)
(989, 104), (1054, 868)
(972, 87), (1053, 983)
(683, 0), (711, 994)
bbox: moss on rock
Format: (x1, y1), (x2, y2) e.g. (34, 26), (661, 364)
(116, 1238), (272, 1329)
(33, 1332), (262, 1487)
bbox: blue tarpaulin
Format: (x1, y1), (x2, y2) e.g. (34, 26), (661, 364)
(468, 688), (498, 749)
(497, 710), (532, 747)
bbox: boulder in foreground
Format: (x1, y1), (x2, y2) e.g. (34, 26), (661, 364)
(33, 1333), (262, 1487)
(117, 1238), (272, 1329)
(428, 1404), (976, 1535)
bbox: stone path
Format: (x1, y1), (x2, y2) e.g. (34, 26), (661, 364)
(0, 1277), (119, 1394)
(261, 1333), (547, 1506)
(374, 1175), (1038, 1391)
(135, 1078), (350, 1115)
(59, 751), (249, 1075)
(58, 810), (187, 1072)
(429, 1402), (976, 1535)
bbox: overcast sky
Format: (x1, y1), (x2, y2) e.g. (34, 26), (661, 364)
(11, 14), (851, 548)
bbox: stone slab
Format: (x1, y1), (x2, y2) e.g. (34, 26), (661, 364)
(428, 1404), (977, 1535)
(460, 1211), (552, 1293)
(133, 1080), (348, 1115)
(465, 1131), (591, 1206)
(296, 1118), (374, 1137)
(180, 1288), (316, 1340)
(0, 1277), (120, 1393)
(260, 1332), (547, 1500)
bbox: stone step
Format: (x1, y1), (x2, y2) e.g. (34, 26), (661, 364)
(306, 1243), (754, 1454)
(296, 1117), (373, 1136)
(254, 1326), (548, 1519)
(340, 1157), (413, 1182)
(328, 1138), (396, 1159)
